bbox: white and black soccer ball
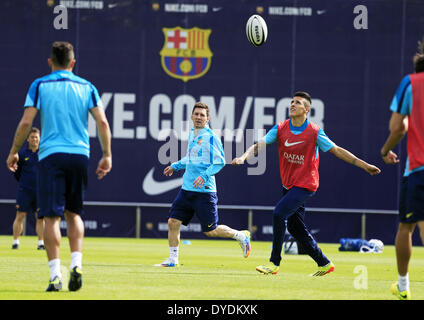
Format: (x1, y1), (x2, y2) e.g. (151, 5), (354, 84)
(246, 14), (268, 47)
(369, 239), (384, 253)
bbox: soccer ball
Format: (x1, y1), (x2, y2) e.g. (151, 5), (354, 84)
(369, 239), (384, 252)
(246, 14), (268, 46)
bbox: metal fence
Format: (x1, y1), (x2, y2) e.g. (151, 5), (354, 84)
(0, 199), (397, 240)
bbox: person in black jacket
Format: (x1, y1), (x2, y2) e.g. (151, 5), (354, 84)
(12, 127), (44, 250)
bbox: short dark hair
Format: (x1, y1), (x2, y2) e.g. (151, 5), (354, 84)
(51, 41), (74, 67)
(27, 127), (40, 139)
(413, 36), (424, 73)
(293, 91), (312, 107)
(414, 55), (424, 73)
(192, 102), (209, 116)
(30, 127), (40, 135)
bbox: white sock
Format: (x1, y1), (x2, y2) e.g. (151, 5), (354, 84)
(232, 231), (245, 241)
(38, 240), (44, 246)
(48, 259), (62, 281)
(398, 273), (409, 292)
(13, 239), (19, 245)
(169, 247), (179, 262)
(70, 251), (82, 270)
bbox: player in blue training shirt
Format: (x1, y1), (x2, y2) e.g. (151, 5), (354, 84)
(6, 42), (112, 292)
(11, 127), (45, 250)
(156, 102), (251, 267)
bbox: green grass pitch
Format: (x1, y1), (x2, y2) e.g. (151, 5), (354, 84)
(0, 235), (423, 300)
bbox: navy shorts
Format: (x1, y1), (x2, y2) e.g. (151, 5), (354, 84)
(399, 170), (424, 223)
(16, 186), (39, 215)
(169, 189), (218, 232)
(37, 153), (88, 218)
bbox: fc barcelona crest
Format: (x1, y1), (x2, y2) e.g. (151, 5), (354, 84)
(160, 27), (213, 82)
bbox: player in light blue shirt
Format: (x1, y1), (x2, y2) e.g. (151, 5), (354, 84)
(156, 102), (251, 267)
(6, 41), (112, 292)
(24, 69), (102, 160)
(170, 125), (225, 193)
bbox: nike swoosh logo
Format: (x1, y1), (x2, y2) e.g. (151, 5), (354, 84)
(142, 168), (183, 196)
(406, 212), (413, 219)
(317, 10), (326, 15)
(212, 7), (222, 12)
(284, 139), (305, 147)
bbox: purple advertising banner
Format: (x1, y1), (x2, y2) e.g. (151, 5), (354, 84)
(1, 1), (423, 244)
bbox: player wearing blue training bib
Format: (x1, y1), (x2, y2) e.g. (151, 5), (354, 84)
(156, 102), (251, 267)
(6, 42), (112, 292)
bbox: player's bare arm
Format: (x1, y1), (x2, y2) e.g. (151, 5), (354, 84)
(381, 112), (408, 165)
(90, 106), (112, 179)
(6, 107), (38, 172)
(232, 139), (267, 165)
(329, 145), (381, 175)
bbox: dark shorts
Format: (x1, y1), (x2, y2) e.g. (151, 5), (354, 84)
(16, 186), (39, 216)
(274, 186), (316, 219)
(399, 170), (424, 223)
(169, 189), (218, 232)
(37, 153), (88, 218)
